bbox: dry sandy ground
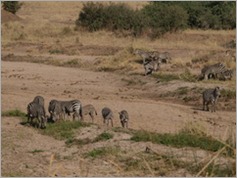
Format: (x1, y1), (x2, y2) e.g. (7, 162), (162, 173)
(1, 61), (236, 176)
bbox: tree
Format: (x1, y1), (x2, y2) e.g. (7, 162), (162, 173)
(2, 1), (22, 14)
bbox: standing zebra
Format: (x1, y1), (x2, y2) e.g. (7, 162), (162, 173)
(27, 101), (47, 128)
(151, 51), (172, 64)
(60, 100), (83, 121)
(134, 49), (154, 64)
(118, 110), (129, 128)
(144, 60), (160, 76)
(82, 104), (98, 123)
(48, 99), (64, 122)
(200, 63), (226, 80)
(33, 96), (45, 107)
(101, 107), (114, 127)
(202, 87), (221, 112)
(218, 69), (234, 81)
(48, 99), (83, 121)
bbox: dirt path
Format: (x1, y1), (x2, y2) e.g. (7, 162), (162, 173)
(2, 61), (235, 139)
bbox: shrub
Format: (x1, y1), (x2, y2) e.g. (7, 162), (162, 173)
(2, 1), (22, 14)
(142, 3), (188, 37)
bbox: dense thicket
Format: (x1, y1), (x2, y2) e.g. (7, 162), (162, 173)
(76, 1), (236, 37)
(2, 1), (22, 14)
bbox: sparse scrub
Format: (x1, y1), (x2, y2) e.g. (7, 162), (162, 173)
(65, 138), (92, 146)
(131, 130), (225, 152)
(84, 146), (120, 158)
(93, 132), (114, 142)
(49, 49), (64, 54)
(179, 68), (197, 82)
(29, 149), (44, 154)
(152, 73), (180, 82)
(2, 109), (26, 118)
(40, 121), (90, 140)
(221, 89), (236, 100)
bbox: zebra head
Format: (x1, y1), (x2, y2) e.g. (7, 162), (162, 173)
(214, 87), (221, 98)
(41, 115), (48, 129)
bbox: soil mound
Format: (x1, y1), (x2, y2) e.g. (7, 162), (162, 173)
(1, 9), (21, 23)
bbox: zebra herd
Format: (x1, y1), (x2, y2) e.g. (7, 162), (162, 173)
(134, 48), (234, 81)
(199, 62), (234, 81)
(133, 48), (233, 113)
(27, 96), (129, 129)
(134, 49), (172, 75)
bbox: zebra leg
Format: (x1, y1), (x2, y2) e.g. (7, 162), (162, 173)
(37, 116), (41, 128)
(89, 113), (94, 123)
(121, 121), (124, 128)
(126, 121), (128, 129)
(110, 119), (114, 127)
(203, 101), (206, 111)
(110, 119), (113, 127)
(79, 107), (84, 121)
(207, 103), (209, 111)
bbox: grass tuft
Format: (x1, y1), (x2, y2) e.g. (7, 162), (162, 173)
(40, 121), (90, 140)
(131, 130), (225, 152)
(93, 132), (114, 142)
(84, 146), (120, 158)
(2, 109), (26, 118)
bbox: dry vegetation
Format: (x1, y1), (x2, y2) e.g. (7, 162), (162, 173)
(1, 1), (236, 177)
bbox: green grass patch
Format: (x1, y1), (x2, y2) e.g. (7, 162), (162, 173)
(84, 146), (120, 158)
(2, 109), (26, 118)
(131, 130), (225, 152)
(93, 132), (114, 142)
(40, 121), (90, 140)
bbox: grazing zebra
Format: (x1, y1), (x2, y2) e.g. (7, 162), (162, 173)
(144, 60), (160, 76)
(101, 107), (114, 127)
(134, 49), (153, 64)
(48, 99), (83, 121)
(60, 100), (83, 121)
(82, 104), (97, 123)
(32, 96), (44, 107)
(151, 51), (172, 64)
(118, 110), (129, 128)
(48, 99), (64, 122)
(202, 87), (221, 112)
(200, 63), (226, 80)
(217, 69), (234, 81)
(27, 101), (47, 128)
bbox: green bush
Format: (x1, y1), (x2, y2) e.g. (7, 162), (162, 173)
(142, 3), (188, 37)
(2, 1), (22, 14)
(75, 1), (236, 37)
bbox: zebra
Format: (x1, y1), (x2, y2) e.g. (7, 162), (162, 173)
(217, 69), (234, 81)
(82, 104), (97, 123)
(48, 99), (64, 122)
(101, 107), (114, 127)
(118, 110), (129, 128)
(48, 99), (83, 121)
(144, 60), (160, 76)
(202, 87), (221, 112)
(134, 48), (161, 75)
(27, 101), (47, 128)
(200, 63), (226, 80)
(32, 96), (44, 107)
(60, 100), (83, 121)
(151, 51), (172, 64)
(133, 49), (154, 64)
